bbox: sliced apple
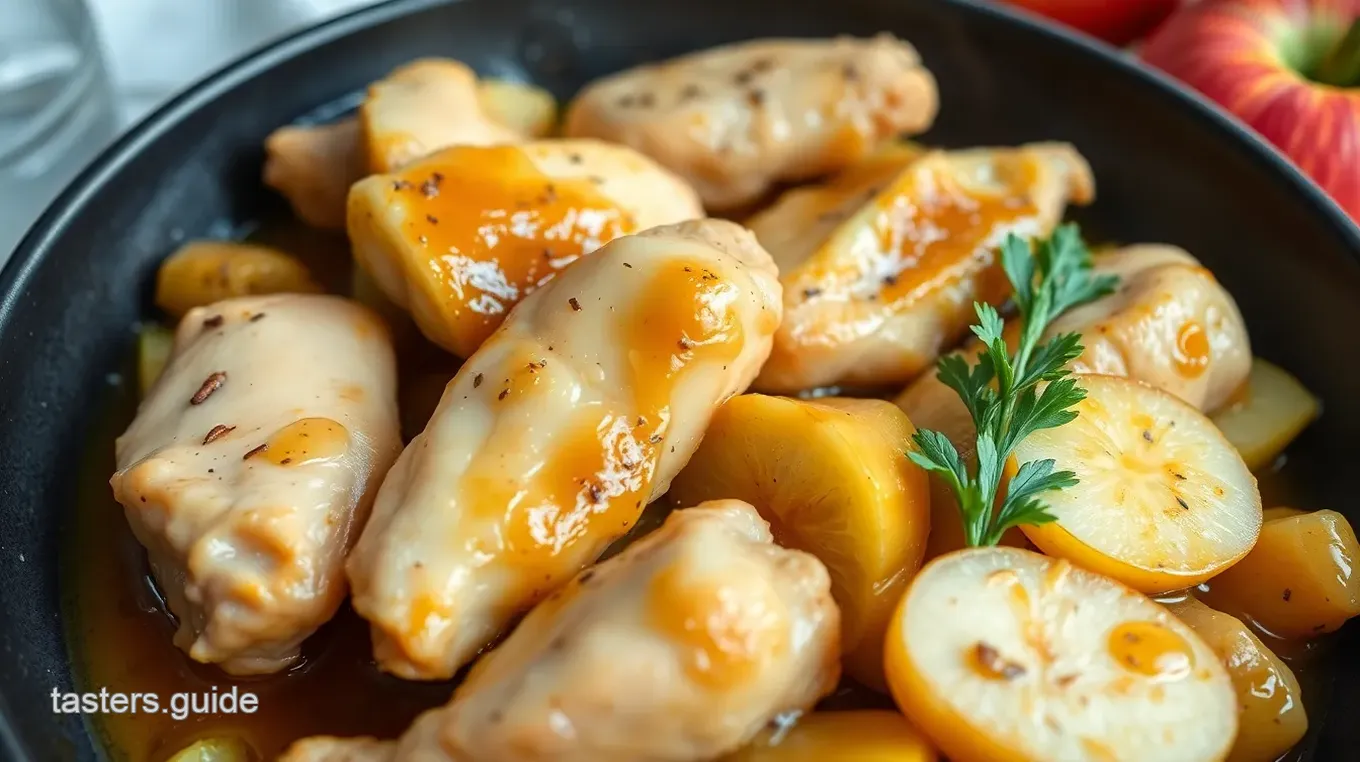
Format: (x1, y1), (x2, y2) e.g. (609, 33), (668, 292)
(1013, 375), (1261, 593)
(1163, 596), (1307, 762)
(165, 738), (251, 762)
(886, 547), (1236, 762)
(477, 79), (558, 138)
(154, 240), (321, 318)
(1200, 508), (1360, 639)
(1211, 358), (1319, 471)
(1262, 506), (1306, 523)
(722, 710), (937, 761)
(137, 323), (174, 398)
(668, 394), (930, 691)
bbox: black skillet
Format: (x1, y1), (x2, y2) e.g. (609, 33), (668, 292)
(3, 0), (1359, 758)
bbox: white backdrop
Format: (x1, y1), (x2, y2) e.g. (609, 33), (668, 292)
(89, 0), (382, 124)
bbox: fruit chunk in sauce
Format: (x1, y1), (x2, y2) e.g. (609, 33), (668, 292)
(69, 222), (1330, 761)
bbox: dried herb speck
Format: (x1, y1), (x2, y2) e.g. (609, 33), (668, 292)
(190, 372), (227, 405)
(202, 424), (236, 445)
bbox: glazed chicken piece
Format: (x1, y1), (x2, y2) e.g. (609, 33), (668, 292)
(563, 35), (938, 211)
(346, 219), (783, 681)
(284, 501), (841, 762)
(361, 59), (520, 173)
(748, 142), (1095, 393)
(348, 139), (704, 357)
(263, 59), (521, 229)
(263, 119), (367, 229)
(110, 294), (402, 674)
(896, 244), (1252, 453)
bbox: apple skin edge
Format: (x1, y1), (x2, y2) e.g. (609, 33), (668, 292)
(1000, 0), (1181, 46)
(1142, 0), (1360, 221)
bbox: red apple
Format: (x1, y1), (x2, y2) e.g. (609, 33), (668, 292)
(999, 0), (1181, 45)
(1143, 0), (1360, 220)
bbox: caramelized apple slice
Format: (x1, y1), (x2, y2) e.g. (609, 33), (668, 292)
(885, 547), (1236, 762)
(668, 394), (930, 691)
(1200, 509), (1360, 639)
(154, 241), (321, 319)
(1163, 596), (1307, 762)
(1211, 358), (1320, 471)
(1014, 375), (1261, 593)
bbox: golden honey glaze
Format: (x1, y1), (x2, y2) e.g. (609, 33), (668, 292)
(795, 159), (1036, 337)
(1107, 621), (1195, 680)
(372, 145), (635, 354)
(69, 217), (1334, 761)
(647, 563), (789, 690)
(260, 418), (350, 467)
(72, 385), (1337, 760)
(443, 257), (748, 615)
(764, 152), (1042, 389)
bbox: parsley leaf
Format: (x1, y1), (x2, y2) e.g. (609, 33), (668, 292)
(908, 224), (1117, 547)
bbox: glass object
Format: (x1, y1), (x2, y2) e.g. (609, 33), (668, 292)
(0, 0), (118, 259)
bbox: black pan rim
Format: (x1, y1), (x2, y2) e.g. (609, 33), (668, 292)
(3, 0), (1359, 757)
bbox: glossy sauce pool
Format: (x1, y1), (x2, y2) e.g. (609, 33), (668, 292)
(66, 228), (1334, 761)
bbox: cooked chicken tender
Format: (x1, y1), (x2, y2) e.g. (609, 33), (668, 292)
(346, 219), (783, 681)
(361, 59), (520, 173)
(348, 139), (704, 357)
(897, 244), (1252, 450)
(263, 119), (367, 229)
(285, 501), (840, 762)
(110, 295), (402, 674)
(564, 35), (938, 210)
(750, 142), (1095, 393)
(263, 59), (531, 229)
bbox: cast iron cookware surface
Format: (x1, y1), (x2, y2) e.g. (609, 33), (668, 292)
(3, 0), (1359, 758)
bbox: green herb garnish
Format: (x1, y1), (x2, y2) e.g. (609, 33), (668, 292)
(907, 224), (1118, 547)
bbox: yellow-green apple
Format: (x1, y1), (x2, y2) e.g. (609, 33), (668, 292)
(1143, 0), (1360, 220)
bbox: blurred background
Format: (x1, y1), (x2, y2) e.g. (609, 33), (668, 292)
(0, 0), (382, 259)
(2, 0), (1356, 261)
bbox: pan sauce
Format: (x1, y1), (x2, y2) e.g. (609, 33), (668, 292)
(68, 224), (1333, 762)
(68, 361), (1328, 760)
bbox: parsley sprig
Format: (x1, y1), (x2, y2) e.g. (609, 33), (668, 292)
(907, 224), (1118, 547)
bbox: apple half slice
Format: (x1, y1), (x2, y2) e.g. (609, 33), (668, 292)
(886, 547), (1237, 762)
